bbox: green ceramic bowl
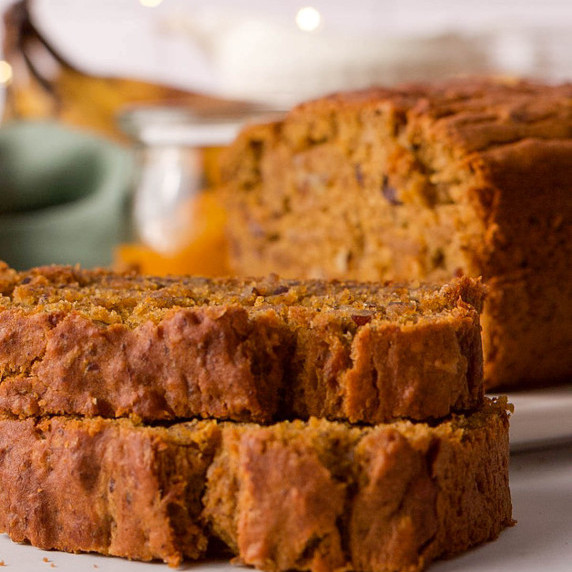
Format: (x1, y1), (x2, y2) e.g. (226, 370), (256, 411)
(0, 121), (134, 270)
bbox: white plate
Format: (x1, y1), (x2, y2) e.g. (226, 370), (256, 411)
(1, 387), (571, 572)
(499, 385), (572, 450)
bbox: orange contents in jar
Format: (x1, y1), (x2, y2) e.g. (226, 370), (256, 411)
(115, 192), (230, 277)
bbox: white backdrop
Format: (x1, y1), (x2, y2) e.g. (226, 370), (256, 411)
(1, 0), (571, 106)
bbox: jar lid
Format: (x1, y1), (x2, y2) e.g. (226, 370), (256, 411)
(118, 102), (284, 147)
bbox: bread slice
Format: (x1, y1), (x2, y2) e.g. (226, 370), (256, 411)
(0, 398), (513, 570)
(221, 78), (572, 389)
(0, 262), (485, 423)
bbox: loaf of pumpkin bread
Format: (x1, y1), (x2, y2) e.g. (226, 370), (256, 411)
(0, 262), (485, 423)
(221, 78), (572, 389)
(0, 398), (513, 571)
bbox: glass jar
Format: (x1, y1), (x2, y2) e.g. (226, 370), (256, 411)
(117, 103), (282, 276)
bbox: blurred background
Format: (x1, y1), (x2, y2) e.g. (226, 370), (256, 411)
(0, 0), (570, 274)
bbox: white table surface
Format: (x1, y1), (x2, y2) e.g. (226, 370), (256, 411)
(1, 387), (571, 571)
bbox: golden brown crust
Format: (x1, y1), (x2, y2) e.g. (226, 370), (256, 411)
(0, 264), (485, 423)
(221, 78), (572, 388)
(0, 400), (512, 570)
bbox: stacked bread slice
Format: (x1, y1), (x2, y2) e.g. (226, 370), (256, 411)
(0, 262), (513, 571)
